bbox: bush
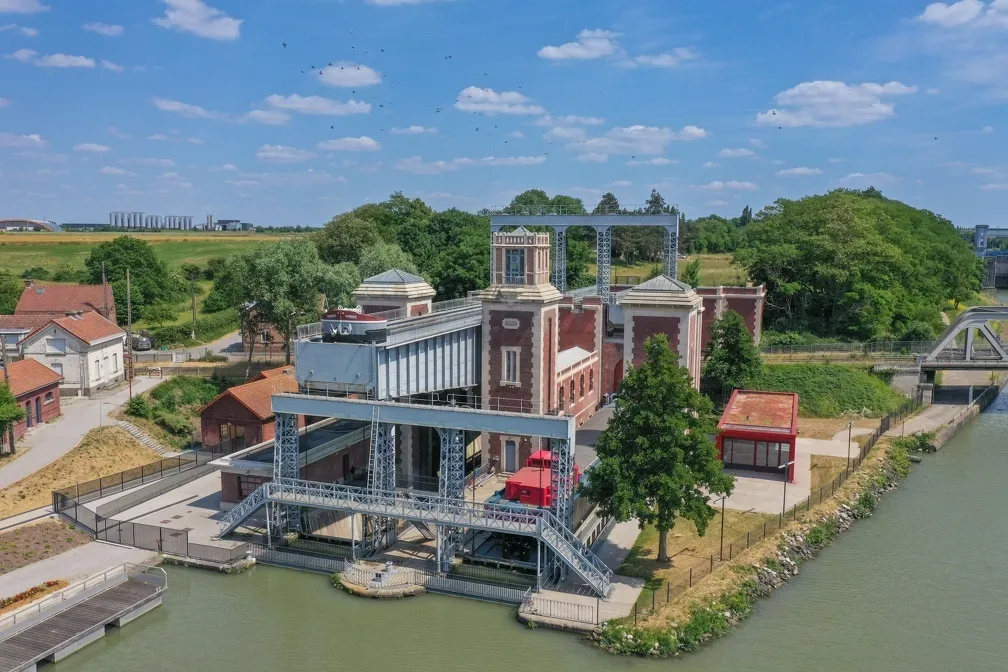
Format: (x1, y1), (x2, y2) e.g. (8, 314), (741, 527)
(893, 431), (937, 454)
(51, 264), (88, 283)
(201, 285), (231, 313)
(124, 395), (153, 419)
(750, 364), (904, 417)
(20, 266), (49, 280)
(153, 409), (192, 437)
(900, 320), (937, 342)
(149, 308), (238, 348)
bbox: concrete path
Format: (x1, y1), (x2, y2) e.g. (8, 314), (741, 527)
(888, 402), (965, 437)
(593, 519), (641, 571)
(0, 543), (156, 599)
(0, 376), (163, 490)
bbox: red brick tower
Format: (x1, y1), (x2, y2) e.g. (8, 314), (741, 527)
(479, 227), (561, 473)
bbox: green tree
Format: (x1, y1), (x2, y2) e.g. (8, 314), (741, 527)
(738, 205), (753, 227)
(313, 214), (384, 265)
(0, 272), (22, 314)
(358, 241), (419, 279)
(230, 239), (327, 364)
(581, 334), (735, 562)
(644, 188), (669, 215)
(680, 257), (701, 287)
(320, 262), (361, 308)
(593, 192), (621, 214)
(702, 310), (763, 403)
(566, 237), (595, 289)
(84, 236), (178, 324)
(507, 189), (551, 213)
(431, 230), (490, 299)
(0, 382), (25, 455)
(143, 302), (178, 329)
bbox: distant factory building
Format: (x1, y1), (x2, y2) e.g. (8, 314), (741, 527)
(0, 218), (59, 232)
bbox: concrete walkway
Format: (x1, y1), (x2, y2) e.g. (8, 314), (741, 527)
(0, 376), (163, 490)
(0, 542), (156, 599)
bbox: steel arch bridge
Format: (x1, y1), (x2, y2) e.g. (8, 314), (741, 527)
(920, 306), (1008, 364)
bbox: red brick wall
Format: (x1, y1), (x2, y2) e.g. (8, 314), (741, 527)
(221, 472), (240, 503)
(601, 340), (623, 399)
(303, 437), (369, 482)
(11, 383), (61, 441)
(488, 433), (537, 473)
(558, 305), (597, 352)
(700, 297), (719, 350)
(201, 395), (265, 448)
(409, 304), (428, 317)
(542, 306), (556, 413)
(726, 297), (759, 336)
(487, 309), (535, 411)
(632, 316), (680, 366)
(557, 360), (601, 425)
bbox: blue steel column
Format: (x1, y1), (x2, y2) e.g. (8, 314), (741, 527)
(549, 437), (574, 530)
(664, 218), (679, 279)
(366, 421), (397, 550)
(552, 228), (567, 293)
(595, 226), (612, 304)
(436, 428), (465, 572)
(271, 411), (301, 537)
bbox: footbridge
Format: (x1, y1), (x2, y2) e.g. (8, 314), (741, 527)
(218, 394), (613, 596)
(293, 297), (481, 399)
(918, 306), (1008, 368)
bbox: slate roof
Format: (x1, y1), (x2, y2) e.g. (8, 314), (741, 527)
(632, 275), (693, 292)
(362, 269), (426, 285)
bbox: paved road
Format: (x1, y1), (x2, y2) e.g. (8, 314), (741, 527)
(0, 542), (156, 599)
(0, 377), (163, 490)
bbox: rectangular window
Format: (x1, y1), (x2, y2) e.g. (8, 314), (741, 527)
(501, 348), (520, 385)
(579, 373), (585, 398)
(113, 353), (118, 372)
(569, 381), (575, 407)
(51, 362), (63, 377)
(589, 369), (594, 392)
(103, 356), (109, 376)
(728, 439), (756, 467)
(94, 358), (101, 379)
(505, 249), (525, 283)
(755, 441), (769, 468)
(557, 384), (563, 412)
(47, 338), (66, 354)
(44, 391), (54, 404)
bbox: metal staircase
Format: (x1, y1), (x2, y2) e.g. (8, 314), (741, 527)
(409, 520), (437, 541)
(217, 478), (612, 596)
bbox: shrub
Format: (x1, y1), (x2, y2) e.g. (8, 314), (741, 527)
(20, 266), (49, 280)
(153, 408), (192, 437)
(51, 264), (88, 283)
(750, 364), (904, 417)
(149, 308), (238, 348)
(893, 431), (937, 454)
(900, 320), (937, 342)
(124, 395), (153, 419)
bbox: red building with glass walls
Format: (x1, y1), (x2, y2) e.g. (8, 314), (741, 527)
(716, 390), (799, 482)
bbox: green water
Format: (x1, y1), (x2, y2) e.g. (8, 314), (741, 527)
(60, 394), (1008, 672)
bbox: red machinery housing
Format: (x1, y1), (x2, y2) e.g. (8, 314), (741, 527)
(503, 450), (582, 508)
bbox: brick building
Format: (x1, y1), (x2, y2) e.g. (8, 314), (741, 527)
(200, 366), (301, 452)
(354, 269), (435, 317)
(1, 357), (63, 446)
(716, 390), (799, 482)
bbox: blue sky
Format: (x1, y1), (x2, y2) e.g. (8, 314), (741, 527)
(0, 0), (1005, 228)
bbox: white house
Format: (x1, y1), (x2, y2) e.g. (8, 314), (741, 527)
(20, 311), (126, 396)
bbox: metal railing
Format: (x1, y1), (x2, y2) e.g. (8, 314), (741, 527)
(340, 561), (530, 604)
(249, 543), (347, 574)
(760, 340), (936, 357)
(0, 563), (166, 631)
(487, 204), (671, 216)
(522, 595), (598, 625)
(297, 297), (483, 341)
(538, 512), (612, 596)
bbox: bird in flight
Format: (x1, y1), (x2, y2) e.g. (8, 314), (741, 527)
(282, 42), (287, 48)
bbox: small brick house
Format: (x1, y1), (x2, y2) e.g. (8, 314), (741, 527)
(716, 389), (799, 482)
(200, 366), (301, 452)
(2, 357), (63, 446)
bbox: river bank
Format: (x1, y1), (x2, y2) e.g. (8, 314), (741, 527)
(590, 386), (998, 657)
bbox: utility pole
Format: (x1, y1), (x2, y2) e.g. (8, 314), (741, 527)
(127, 268), (133, 398)
(190, 277), (197, 342)
(102, 262), (109, 320)
(0, 344), (15, 455)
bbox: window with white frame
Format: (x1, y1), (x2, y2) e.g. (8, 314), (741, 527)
(501, 348), (520, 385)
(51, 362), (63, 377)
(47, 337), (66, 354)
(93, 358), (100, 379)
(113, 353), (118, 371)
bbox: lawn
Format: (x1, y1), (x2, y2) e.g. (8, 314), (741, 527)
(132, 280), (215, 330)
(797, 416), (881, 440)
(0, 426), (160, 519)
(590, 254), (748, 287)
(0, 520), (91, 576)
(618, 510), (775, 591)
(0, 231), (291, 275)
(752, 364), (905, 417)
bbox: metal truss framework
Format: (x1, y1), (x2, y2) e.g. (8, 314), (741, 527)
(270, 412), (301, 538)
(366, 414), (397, 551)
(663, 226), (679, 278)
(436, 428), (466, 572)
(552, 229), (568, 294)
(217, 478), (612, 596)
(922, 306), (1008, 363)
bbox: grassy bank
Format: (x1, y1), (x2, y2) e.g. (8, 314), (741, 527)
(752, 364), (903, 417)
(0, 427), (160, 518)
(594, 437), (914, 656)
(122, 376), (224, 450)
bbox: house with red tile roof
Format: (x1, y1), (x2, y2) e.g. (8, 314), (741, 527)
(18, 311), (126, 396)
(0, 314), (56, 361)
(1, 358), (63, 447)
(200, 371), (301, 453)
(15, 280), (116, 323)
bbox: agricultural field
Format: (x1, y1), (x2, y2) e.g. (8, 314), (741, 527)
(590, 254), (749, 287)
(0, 231), (297, 275)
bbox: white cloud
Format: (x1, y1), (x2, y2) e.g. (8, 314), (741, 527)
(926, 87), (941, 94)
(187, 136), (204, 144)
(394, 155), (545, 174)
(0, 1), (49, 14)
(256, 144), (316, 163)
(107, 126), (131, 138)
(8, 49), (96, 67)
(980, 183), (1008, 190)
(317, 62), (381, 87)
(840, 172), (900, 184)
(917, 0), (984, 27)
(538, 29), (619, 60)
(159, 171), (193, 189)
(749, 138), (767, 148)
(533, 114), (605, 127)
(757, 81), (917, 127)
(507, 131), (524, 138)
(0, 97), (9, 107)
(219, 163), (238, 171)
(83, 22), (123, 36)
(265, 94), (371, 116)
(390, 125), (437, 135)
(0, 132), (44, 147)
(611, 180), (632, 187)
(99, 165), (131, 176)
(626, 157), (676, 166)
(576, 125), (708, 157)
(545, 126), (588, 141)
(244, 109), (290, 125)
(719, 147), (756, 158)
(153, 97), (227, 119)
(703, 161), (720, 168)
(147, 134), (168, 140)
(121, 157), (175, 166)
(152, 0), (241, 41)
(633, 48), (697, 68)
(317, 136), (381, 151)
(0, 23), (36, 35)
(695, 180), (759, 191)
(981, 125), (995, 132)
(455, 87), (545, 115)
(101, 60), (124, 73)
(777, 166), (823, 176)
(74, 143), (110, 152)
(7, 48), (34, 62)
(576, 152), (608, 162)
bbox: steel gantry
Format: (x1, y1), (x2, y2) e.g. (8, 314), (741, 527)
(595, 226), (613, 303)
(663, 224), (679, 279)
(366, 410), (397, 550)
(270, 412), (301, 538)
(552, 228), (568, 294)
(436, 428), (466, 572)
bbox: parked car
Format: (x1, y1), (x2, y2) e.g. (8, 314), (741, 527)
(131, 333), (152, 351)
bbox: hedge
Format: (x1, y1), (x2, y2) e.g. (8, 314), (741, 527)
(149, 308), (239, 348)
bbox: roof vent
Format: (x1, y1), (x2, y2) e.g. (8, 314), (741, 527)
(35, 287), (44, 294)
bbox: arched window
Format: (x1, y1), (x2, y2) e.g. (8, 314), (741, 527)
(589, 369), (594, 392)
(579, 373), (585, 398)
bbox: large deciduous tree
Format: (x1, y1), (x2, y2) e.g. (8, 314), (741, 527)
(84, 236), (179, 324)
(358, 241), (419, 279)
(581, 334), (735, 563)
(702, 310), (763, 403)
(313, 214), (384, 266)
(593, 192), (621, 214)
(0, 272), (21, 315)
(431, 229), (490, 299)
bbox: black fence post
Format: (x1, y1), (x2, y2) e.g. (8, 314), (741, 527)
(121, 471), (125, 492)
(689, 567), (693, 587)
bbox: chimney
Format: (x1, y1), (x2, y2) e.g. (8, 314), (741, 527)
(23, 278), (33, 288)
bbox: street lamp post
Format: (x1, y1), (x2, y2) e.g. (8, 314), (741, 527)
(778, 460), (796, 517)
(717, 495), (727, 560)
(847, 420), (854, 470)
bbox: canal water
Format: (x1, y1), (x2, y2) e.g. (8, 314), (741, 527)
(60, 393), (1008, 672)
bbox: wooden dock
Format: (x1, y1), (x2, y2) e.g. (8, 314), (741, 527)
(0, 569), (166, 672)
